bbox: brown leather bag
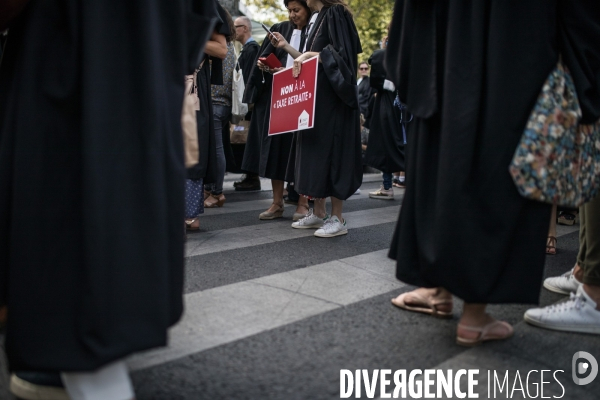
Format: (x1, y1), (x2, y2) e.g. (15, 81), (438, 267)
(182, 73), (200, 168)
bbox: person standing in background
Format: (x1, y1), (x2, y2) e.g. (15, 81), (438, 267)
(205, 9), (237, 209)
(357, 61), (373, 118)
(185, 2), (231, 231)
(242, 0), (313, 221)
(232, 15), (262, 192)
(271, 0), (363, 238)
(364, 30), (406, 201)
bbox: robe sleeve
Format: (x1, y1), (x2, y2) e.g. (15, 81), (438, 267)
(385, 0), (443, 119)
(319, 5), (362, 109)
(242, 22), (293, 104)
(368, 49), (387, 91)
(186, 0), (218, 74)
(558, 0), (600, 123)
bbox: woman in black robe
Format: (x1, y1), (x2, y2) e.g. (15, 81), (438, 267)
(242, 0), (312, 221)
(271, 0), (362, 238)
(364, 47), (406, 196)
(386, 0), (600, 345)
(0, 0), (216, 392)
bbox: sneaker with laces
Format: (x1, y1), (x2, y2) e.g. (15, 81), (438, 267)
(369, 186), (394, 200)
(314, 216), (348, 238)
(524, 286), (600, 334)
(543, 268), (582, 295)
(291, 209), (328, 229)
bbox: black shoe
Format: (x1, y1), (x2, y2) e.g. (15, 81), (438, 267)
(234, 175), (261, 191)
(10, 372), (68, 400)
(233, 174), (246, 188)
(284, 185), (300, 204)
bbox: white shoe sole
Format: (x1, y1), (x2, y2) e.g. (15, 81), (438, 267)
(10, 375), (69, 400)
(542, 281), (578, 295)
(292, 224), (323, 229)
(314, 229), (348, 238)
(368, 195), (394, 200)
(524, 314), (600, 334)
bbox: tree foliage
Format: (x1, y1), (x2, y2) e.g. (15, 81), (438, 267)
(246, 0), (395, 63)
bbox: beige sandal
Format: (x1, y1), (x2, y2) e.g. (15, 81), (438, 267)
(259, 203), (284, 220)
(456, 320), (514, 347)
(391, 290), (453, 319)
(546, 236), (557, 255)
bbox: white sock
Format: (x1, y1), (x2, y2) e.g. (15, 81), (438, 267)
(62, 361), (134, 400)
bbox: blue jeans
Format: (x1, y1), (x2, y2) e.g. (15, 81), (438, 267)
(209, 104), (231, 195)
(382, 172), (393, 190)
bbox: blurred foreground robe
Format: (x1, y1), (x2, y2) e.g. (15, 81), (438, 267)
(0, 0), (216, 371)
(386, 0), (600, 303)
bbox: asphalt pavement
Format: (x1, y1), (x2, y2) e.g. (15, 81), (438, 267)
(1, 173), (599, 399)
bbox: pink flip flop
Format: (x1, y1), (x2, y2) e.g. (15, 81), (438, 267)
(456, 320), (514, 347)
(391, 291), (453, 319)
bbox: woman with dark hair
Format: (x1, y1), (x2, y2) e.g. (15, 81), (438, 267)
(205, 8), (238, 208)
(270, 0), (363, 237)
(241, 0), (312, 220)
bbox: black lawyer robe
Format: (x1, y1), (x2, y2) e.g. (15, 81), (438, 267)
(229, 38), (260, 172)
(364, 49), (405, 174)
(241, 21), (296, 181)
(293, 5), (363, 200)
(386, 0), (600, 304)
(357, 76), (373, 117)
(238, 39), (260, 86)
(0, 0), (216, 371)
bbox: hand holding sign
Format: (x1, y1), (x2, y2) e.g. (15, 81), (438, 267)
(268, 56), (319, 135)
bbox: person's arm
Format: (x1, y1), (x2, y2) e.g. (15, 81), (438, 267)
(269, 32), (302, 60)
(204, 31), (227, 59)
(291, 51), (319, 78)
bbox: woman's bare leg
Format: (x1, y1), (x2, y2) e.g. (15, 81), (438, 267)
(331, 196), (344, 221)
(265, 180), (285, 212)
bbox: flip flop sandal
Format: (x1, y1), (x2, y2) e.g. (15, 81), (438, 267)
(391, 291), (453, 319)
(546, 236), (557, 255)
(456, 320), (514, 347)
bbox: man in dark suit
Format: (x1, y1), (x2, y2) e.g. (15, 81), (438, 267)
(232, 15), (261, 191)
(357, 61), (373, 117)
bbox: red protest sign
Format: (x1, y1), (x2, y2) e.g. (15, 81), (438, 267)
(268, 56), (318, 136)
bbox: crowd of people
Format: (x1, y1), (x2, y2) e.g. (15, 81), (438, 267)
(0, 0), (599, 399)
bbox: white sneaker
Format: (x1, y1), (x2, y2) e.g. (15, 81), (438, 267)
(314, 215), (348, 238)
(543, 268), (582, 295)
(291, 209), (328, 229)
(353, 189), (361, 195)
(369, 186), (394, 200)
(524, 286), (600, 334)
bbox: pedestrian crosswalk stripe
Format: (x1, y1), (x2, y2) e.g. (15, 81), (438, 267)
(127, 249), (403, 371)
(185, 205), (401, 258)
